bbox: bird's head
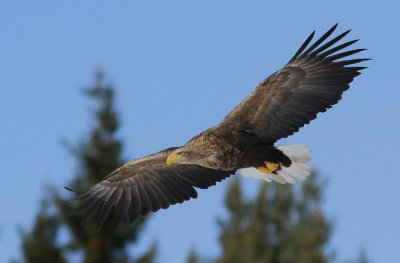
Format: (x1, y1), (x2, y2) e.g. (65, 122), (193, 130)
(166, 147), (208, 166)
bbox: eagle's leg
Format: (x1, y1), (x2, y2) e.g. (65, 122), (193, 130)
(266, 161), (279, 171)
(257, 162), (279, 174)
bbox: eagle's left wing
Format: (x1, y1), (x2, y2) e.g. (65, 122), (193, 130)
(213, 24), (368, 144)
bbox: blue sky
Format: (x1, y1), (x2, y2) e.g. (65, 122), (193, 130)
(1, 1), (399, 262)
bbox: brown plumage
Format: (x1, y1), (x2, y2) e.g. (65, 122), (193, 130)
(70, 24), (368, 228)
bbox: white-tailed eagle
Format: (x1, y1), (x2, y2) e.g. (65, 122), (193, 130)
(70, 24), (367, 228)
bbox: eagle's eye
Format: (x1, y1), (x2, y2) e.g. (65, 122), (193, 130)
(178, 151), (189, 157)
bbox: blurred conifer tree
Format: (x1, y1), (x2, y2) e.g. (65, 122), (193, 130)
(216, 173), (332, 263)
(18, 69), (155, 263)
(19, 198), (66, 263)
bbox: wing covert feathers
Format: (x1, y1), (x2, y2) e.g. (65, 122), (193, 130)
(215, 24), (368, 144)
(71, 148), (234, 228)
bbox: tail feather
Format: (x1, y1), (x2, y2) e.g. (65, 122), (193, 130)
(240, 143), (312, 184)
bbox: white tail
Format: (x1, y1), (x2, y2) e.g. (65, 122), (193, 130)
(240, 143), (312, 184)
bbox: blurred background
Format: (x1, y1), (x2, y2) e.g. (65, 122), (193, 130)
(1, 1), (399, 262)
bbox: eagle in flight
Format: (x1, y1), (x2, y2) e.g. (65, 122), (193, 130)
(71, 24), (367, 228)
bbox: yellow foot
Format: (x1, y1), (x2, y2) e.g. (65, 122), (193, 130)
(257, 166), (273, 174)
(265, 162), (279, 172)
(257, 162), (279, 174)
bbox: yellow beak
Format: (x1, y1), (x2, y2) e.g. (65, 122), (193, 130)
(166, 153), (183, 165)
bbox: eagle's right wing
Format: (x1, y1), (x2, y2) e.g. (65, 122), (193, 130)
(71, 147), (234, 228)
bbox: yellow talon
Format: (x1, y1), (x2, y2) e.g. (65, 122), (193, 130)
(257, 162), (279, 174)
(265, 162), (279, 172)
(258, 166), (273, 174)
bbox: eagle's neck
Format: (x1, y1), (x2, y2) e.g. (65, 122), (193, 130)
(185, 129), (236, 170)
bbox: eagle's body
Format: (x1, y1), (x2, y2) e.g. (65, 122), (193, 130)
(70, 24), (368, 228)
(177, 128), (290, 170)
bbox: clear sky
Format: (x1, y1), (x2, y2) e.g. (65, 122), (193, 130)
(1, 1), (399, 262)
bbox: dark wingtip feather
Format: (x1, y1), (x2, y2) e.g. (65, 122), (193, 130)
(327, 48), (367, 61)
(80, 199), (103, 225)
(318, 39), (360, 58)
(96, 203), (113, 229)
(72, 192), (91, 201)
(69, 209), (78, 216)
(346, 66), (369, 72)
(303, 24), (339, 56)
(310, 29), (351, 56)
(332, 58), (370, 68)
(69, 196), (93, 215)
(289, 30), (315, 62)
(113, 206), (125, 227)
(64, 186), (76, 192)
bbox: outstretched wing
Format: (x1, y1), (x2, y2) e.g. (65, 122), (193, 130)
(71, 147), (234, 228)
(214, 24), (368, 144)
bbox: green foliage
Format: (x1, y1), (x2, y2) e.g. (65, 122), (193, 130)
(185, 247), (215, 263)
(356, 249), (370, 263)
(216, 173), (332, 263)
(345, 248), (371, 263)
(135, 243), (157, 263)
(185, 248), (200, 263)
(19, 199), (66, 263)
(18, 69), (154, 263)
